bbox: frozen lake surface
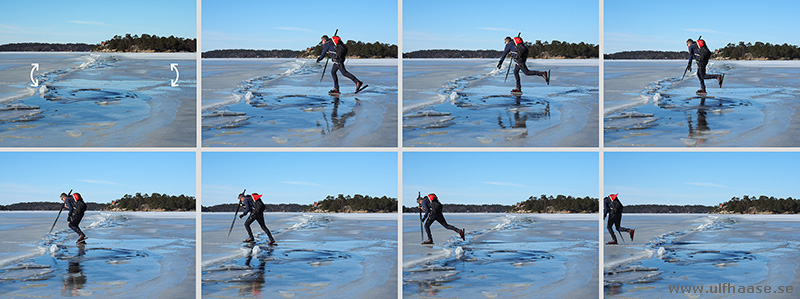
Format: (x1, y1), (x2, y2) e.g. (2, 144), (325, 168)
(604, 214), (800, 297)
(403, 59), (598, 147)
(0, 211), (195, 297)
(403, 213), (598, 298)
(0, 52), (196, 147)
(202, 212), (397, 298)
(202, 59), (397, 147)
(605, 60), (800, 147)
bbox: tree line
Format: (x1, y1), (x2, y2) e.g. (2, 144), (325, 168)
(403, 194), (597, 213)
(0, 192), (194, 211)
(0, 34), (196, 52)
(110, 193), (195, 211)
(716, 42), (800, 60)
(202, 194), (397, 213)
(623, 204), (714, 213)
(203, 40), (398, 59)
(98, 34), (195, 52)
(714, 195), (800, 214)
(0, 43), (94, 52)
(604, 51), (687, 60)
(403, 40), (598, 59)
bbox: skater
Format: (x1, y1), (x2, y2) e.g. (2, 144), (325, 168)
(61, 192), (87, 243)
(497, 35), (549, 93)
(316, 35), (365, 94)
(418, 193), (465, 245)
(239, 192), (276, 245)
(604, 193), (634, 245)
(686, 38), (723, 94)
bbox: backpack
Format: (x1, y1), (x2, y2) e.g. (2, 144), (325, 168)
(428, 194), (442, 213)
(332, 36), (347, 61)
(513, 37), (528, 61)
(697, 38), (712, 61)
(612, 198), (623, 214)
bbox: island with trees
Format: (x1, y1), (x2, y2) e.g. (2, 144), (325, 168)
(605, 41), (800, 60)
(203, 40), (397, 59)
(403, 40), (598, 59)
(0, 193), (195, 211)
(202, 194), (397, 213)
(0, 33), (196, 52)
(403, 194), (598, 213)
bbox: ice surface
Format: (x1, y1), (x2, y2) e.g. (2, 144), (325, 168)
(604, 214), (800, 297)
(0, 52), (196, 147)
(202, 58), (397, 147)
(605, 60), (800, 147)
(403, 213), (598, 298)
(0, 211), (195, 297)
(403, 59), (598, 147)
(202, 212), (397, 298)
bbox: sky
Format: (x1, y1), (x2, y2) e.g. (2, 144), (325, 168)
(403, 152), (598, 206)
(605, 152), (800, 206)
(202, 0), (397, 51)
(605, 0), (800, 53)
(403, 0), (598, 52)
(202, 152), (397, 206)
(0, 152), (195, 205)
(0, 0), (196, 45)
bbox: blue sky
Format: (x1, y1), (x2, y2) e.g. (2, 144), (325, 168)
(203, 0), (397, 51)
(605, 152), (800, 206)
(0, 152), (195, 205)
(0, 0), (196, 44)
(202, 152), (397, 206)
(404, 0), (598, 52)
(605, 0), (800, 53)
(403, 152), (598, 206)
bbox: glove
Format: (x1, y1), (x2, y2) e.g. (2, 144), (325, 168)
(239, 214), (245, 219)
(686, 64), (692, 72)
(497, 61), (503, 69)
(316, 58), (322, 63)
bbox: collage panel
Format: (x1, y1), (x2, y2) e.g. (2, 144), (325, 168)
(604, 152), (800, 297)
(0, 0), (197, 147)
(604, 0), (800, 147)
(402, 0), (599, 147)
(402, 152), (599, 297)
(0, 152), (196, 297)
(200, 152), (398, 297)
(201, 0), (398, 147)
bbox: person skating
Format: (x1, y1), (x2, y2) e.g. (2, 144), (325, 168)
(497, 36), (549, 93)
(316, 35), (366, 94)
(239, 192), (276, 245)
(686, 38), (724, 94)
(418, 193), (465, 244)
(604, 193), (634, 245)
(61, 192), (87, 243)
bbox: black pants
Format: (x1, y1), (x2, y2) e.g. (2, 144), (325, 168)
(244, 212), (275, 241)
(514, 62), (547, 89)
(696, 60), (720, 91)
(68, 212), (84, 236)
(607, 214), (632, 242)
(424, 212), (459, 241)
(331, 62), (359, 90)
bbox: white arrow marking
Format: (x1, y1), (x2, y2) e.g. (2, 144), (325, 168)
(170, 63), (179, 87)
(30, 63), (39, 87)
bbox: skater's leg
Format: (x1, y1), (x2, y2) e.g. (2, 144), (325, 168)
(606, 218), (618, 242)
(255, 214), (275, 242)
(244, 216), (255, 239)
(337, 63), (360, 84)
(520, 63), (547, 76)
(697, 60), (708, 91)
(331, 63), (341, 90)
(435, 214), (460, 233)
(424, 215), (435, 242)
(514, 64), (522, 90)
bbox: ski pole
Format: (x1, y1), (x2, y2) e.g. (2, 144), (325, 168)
(228, 189), (245, 237)
(504, 32), (521, 84)
(49, 189), (71, 234)
(320, 29), (338, 83)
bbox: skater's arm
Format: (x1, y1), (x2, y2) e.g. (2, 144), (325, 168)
(498, 43), (513, 68)
(240, 198), (252, 218)
(316, 43), (333, 62)
(686, 44), (698, 69)
(421, 200), (430, 221)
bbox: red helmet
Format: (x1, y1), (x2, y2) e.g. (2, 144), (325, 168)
(513, 37), (523, 45)
(252, 193), (262, 201)
(72, 193), (82, 201)
(609, 193), (618, 201)
(332, 36), (341, 45)
(427, 193), (437, 202)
